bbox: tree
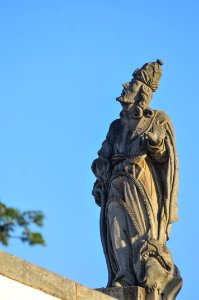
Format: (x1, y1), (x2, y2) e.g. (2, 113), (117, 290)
(0, 202), (45, 246)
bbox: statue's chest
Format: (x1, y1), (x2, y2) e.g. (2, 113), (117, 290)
(113, 117), (152, 154)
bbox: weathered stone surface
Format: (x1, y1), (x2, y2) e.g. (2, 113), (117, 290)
(0, 250), (114, 300)
(97, 286), (146, 300)
(92, 60), (182, 299)
(97, 286), (169, 300)
(77, 284), (115, 300)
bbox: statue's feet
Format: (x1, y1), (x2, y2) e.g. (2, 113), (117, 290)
(112, 281), (122, 288)
(112, 279), (131, 288)
(111, 270), (137, 288)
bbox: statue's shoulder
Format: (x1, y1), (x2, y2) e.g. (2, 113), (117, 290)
(154, 110), (175, 134)
(154, 110), (172, 124)
(107, 118), (121, 137)
(109, 118), (121, 130)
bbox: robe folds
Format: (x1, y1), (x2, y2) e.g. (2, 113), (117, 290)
(92, 109), (179, 287)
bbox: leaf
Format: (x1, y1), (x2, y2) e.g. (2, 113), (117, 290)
(0, 201), (45, 247)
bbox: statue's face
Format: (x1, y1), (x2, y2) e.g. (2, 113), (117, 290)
(116, 79), (153, 110)
(116, 79), (143, 108)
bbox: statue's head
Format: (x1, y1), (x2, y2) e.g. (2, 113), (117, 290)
(117, 59), (164, 110)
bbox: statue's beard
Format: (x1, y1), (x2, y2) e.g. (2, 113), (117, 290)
(116, 95), (135, 104)
(118, 97), (149, 110)
(118, 97), (153, 119)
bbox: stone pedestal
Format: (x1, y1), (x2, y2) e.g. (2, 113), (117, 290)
(97, 286), (146, 300)
(97, 286), (161, 300)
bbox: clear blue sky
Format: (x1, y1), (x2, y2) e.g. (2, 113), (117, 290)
(0, 1), (198, 298)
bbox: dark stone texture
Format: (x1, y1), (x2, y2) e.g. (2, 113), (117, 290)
(97, 286), (146, 300)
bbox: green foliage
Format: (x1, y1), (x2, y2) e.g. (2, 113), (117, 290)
(0, 202), (45, 246)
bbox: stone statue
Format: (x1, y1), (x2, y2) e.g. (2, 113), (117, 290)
(92, 60), (182, 299)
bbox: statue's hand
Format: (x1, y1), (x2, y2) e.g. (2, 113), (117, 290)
(146, 132), (160, 145)
(145, 120), (166, 146)
(92, 180), (104, 206)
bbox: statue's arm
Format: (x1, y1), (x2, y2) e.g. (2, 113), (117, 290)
(91, 120), (118, 206)
(146, 111), (170, 162)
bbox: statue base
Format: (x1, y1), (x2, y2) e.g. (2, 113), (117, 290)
(97, 286), (163, 300)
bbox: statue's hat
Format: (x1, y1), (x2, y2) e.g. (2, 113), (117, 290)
(132, 59), (164, 92)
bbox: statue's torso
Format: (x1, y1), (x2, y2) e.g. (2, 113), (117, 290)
(110, 111), (157, 167)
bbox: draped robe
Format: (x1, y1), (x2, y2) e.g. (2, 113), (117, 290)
(92, 109), (180, 290)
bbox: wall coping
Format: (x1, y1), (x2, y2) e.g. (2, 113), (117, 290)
(0, 250), (114, 300)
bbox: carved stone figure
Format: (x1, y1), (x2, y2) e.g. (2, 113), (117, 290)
(92, 60), (182, 299)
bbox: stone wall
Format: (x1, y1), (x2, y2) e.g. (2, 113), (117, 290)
(0, 251), (114, 300)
